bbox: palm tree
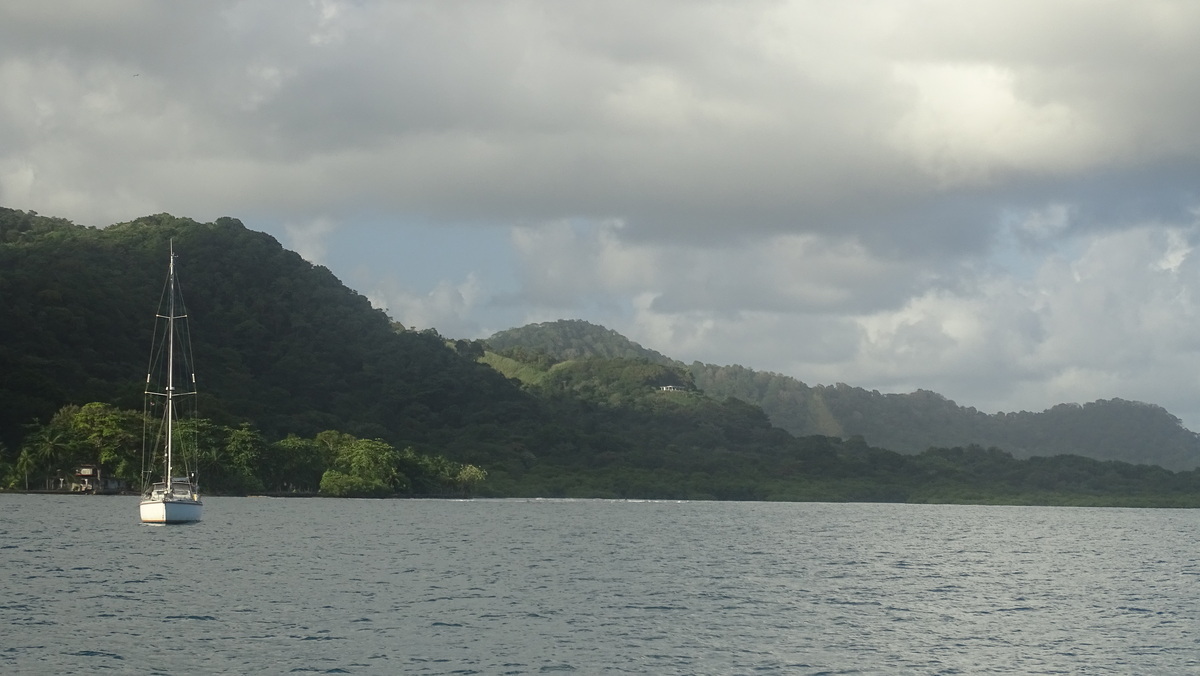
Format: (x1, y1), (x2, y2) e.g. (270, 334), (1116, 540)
(25, 427), (73, 489)
(15, 448), (36, 491)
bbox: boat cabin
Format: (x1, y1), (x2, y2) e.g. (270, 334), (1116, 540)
(145, 478), (200, 502)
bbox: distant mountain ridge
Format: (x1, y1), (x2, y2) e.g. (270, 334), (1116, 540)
(487, 320), (1200, 470)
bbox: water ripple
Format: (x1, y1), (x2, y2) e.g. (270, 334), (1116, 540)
(3, 496), (1200, 674)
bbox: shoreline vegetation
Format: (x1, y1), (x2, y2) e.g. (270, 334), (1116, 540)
(4, 209), (1200, 508)
(9, 399), (1200, 507)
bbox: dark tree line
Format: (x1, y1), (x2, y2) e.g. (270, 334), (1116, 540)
(3, 401), (485, 498)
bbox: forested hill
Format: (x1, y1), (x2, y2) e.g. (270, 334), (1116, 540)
(488, 320), (676, 365)
(9, 207), (1200, 504)
(0, 208), (536, 462)
(486, 320), (1200, 470)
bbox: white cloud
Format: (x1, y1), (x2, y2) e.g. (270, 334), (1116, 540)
(308, 0), (347, 46)
(3, 1), (1197, 238)
(1014, 203), (1073, 243)
(501, 207), (1200, 428)
(3, 1), (1200, 429)
(615, 221), (1200, 426)
(510, 220), (924, 316)
(890, 62), (1104, 185)
(282, 216), (338, 264)
(367, 274), (484, 336)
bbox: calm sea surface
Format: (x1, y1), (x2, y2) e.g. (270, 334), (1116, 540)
(2, 495), (1198, 675)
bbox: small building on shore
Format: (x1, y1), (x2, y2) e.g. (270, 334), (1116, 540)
(73, 466), (127, 494)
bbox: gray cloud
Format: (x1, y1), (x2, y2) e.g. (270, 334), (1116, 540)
(7, 2), (1196, 237)
(4, 1), (1200, 426)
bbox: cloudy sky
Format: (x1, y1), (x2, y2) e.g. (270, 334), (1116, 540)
(4, 1), (1200, 428)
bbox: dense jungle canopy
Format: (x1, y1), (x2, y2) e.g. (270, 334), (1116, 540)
(3, 207), (1200, 505)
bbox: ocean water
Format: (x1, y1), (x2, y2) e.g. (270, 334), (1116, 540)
(2, 495), (1198, 675)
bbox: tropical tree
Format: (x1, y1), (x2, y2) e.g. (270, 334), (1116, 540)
(170, 417), (226, 492)
(319, 435), (403, 497)
(220, 423), (267, 493)
(260, 435), (327, 492)
(71, 402), (144, 485)
(14, 447), (36, 490)
(22, 425), (76, 489)
(455, 464), (488, 495)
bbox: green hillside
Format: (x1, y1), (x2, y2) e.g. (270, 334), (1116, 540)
(488, 319), (676, 365)
(4, 207), (1200, 505)
(488, 320), (1200, 471)
(0, 209), (535, 454)
(0, 209), (543, 495)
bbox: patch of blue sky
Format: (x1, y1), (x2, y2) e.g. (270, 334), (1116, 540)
(333, 219), (515, 294)
(258, 214), (518, 313)
(990, 206), (1083, 280)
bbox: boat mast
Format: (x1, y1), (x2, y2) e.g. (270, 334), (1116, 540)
(165, 239), (176, 484)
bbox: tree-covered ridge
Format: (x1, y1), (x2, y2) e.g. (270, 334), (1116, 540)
(493, 351), (697, 402)
(807, 386), (1200, 469)
(487, 319), (676, 365)
(470, 347), (1200, 505)
(0, 210), (540, 461)
(0, 207), (79, 242)
(488, 320), (1200, 470)
(4, 207), (1200, 506)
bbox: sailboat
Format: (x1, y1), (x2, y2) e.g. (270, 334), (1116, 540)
(139, 241), (203, 524)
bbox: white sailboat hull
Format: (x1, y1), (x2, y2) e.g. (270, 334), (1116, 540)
(139, 497), (203, 524)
